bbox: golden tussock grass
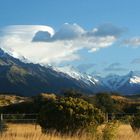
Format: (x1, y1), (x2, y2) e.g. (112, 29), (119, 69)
(117, 124), (140, 140)
(0, 123), (139, 140)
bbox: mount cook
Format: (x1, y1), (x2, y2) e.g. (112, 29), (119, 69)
(0, 48), (140, 96)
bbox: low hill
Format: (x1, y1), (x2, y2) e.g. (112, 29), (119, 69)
(0, 94), (29, 107)
(0, 93), (140, 114)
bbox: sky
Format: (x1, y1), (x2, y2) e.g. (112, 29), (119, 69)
(0, 0), (140, 76)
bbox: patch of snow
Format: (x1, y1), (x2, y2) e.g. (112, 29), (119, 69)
(130, 76), (140, 84)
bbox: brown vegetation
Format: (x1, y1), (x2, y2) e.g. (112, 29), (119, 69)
(0, 95), (28, 107)
(0, 123), (139, 140)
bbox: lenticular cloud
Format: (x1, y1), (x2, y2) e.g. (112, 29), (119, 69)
(0, 23), (121, 65)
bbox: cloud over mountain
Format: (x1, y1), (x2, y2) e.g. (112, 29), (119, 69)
(33, 23), (123, 42)
(0, 23), (122, 65)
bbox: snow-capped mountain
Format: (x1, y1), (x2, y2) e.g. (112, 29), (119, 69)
(129, 71), (140, 84)
(50, 65), (140, 94)
(45, 65), (107, 93)
(100, 73), (133, 91)
(0, 48), (106, 96)
(49, 65), (140, 94)
(52, 65), (99, 85)
(0, 48), (140, 96)
(116, 71), (140, 94)
(99, 71), (140, 94)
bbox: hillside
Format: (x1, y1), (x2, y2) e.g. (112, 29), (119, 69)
(0, 48), (102, 96)
(0, 93), (140, 114)
(0, 94), (29, 107)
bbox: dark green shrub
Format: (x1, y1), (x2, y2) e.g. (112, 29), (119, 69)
(33, 93), (56, 112)
(94, 93), (116, 113)
(38, 97), (105, 134)
(131, 113), (140, 132)
(62, 89), (83, 98)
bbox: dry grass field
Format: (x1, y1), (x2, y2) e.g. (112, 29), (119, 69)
(0, 123), (139, 140)
(117, 124), (140, 140)
(0, 123), (90, 140)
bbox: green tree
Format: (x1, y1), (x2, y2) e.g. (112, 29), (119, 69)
(38, 97), (105, 134)
(94, 93), (115, 113)
(62, 89), (83, 98)
(130, 113), (140, 132)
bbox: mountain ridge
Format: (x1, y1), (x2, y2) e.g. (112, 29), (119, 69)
(0, 48), (102, 96)
(0, 48), (140, 96)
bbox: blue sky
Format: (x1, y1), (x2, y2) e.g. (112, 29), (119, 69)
(0, 0), (140, 76)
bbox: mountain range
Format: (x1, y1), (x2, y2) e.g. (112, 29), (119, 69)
(0, 48), (140, 96)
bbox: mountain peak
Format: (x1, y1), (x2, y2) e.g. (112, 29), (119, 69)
(126, 71), (140, 78)
(127, 71), (134, 77)
(0, 48), (11, 60)
(0, 48), (5, 56)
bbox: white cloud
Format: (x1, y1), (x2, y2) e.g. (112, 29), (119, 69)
(0, 24), (120, 65)
(92, 23), (124, 37)
(123, 37), (140, 47)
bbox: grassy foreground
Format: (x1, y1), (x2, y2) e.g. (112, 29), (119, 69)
(0, 123), (140, 140)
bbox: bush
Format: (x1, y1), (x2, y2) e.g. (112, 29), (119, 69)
(38, 97), (105, 134)
(131, 113), (140, 132)
(33, 93), (56, 112)
(102, 121), (120, 140)
(94, 93), (116, 113)
(62, 89), (83, 98)
(119, 115), (132, 124)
